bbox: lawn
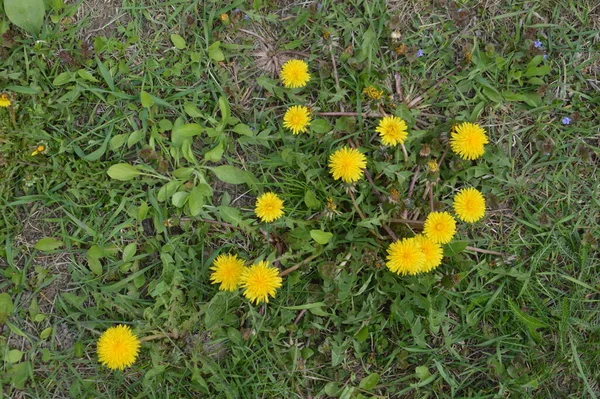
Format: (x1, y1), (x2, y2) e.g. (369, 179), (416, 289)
(0, 0), (599, 398)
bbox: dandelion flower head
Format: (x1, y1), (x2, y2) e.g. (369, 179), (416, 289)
(240, 261), (282, 304)
(363, 86), (384, 100)
(210, 253), (246, 291)
(255, 192), (284, 223)
(453, 187), (486, 223)
(328, 146), (367, 183)
(423, 211), (456, 244)
(97, 325), (140, 370)
(386, 237), (426, 276)
(280, 59), (311, 89)
(414, 234), (443, 272)
(376, 116), (408, 146)
(0, 94), (11, 107)
(283, 105), (311, 134)
(450, 122), (489, 160)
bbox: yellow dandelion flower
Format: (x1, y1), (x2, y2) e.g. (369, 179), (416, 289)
(423, 211), (456, 244)
(376, 116), (408, 146)
(386, 237), (426, 276)
(363, 86), (384, 100)
(328, 147), (367, 183)
(0, 94), (11, 107)
(210, 254), (246, 291)
(283, 105), (311, 134)
(450, 122), (489, 160)
(453, 187), (486, 223)
(280, 59), (311, 89)
(240, 261), (282, 304)
(255, 192), (284, 222)
(414, 234), (443, 272)
(428, 160), (439, 173)
(97, 325), (140, 370)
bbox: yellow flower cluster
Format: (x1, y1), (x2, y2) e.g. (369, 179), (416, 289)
(210, 254), (282, 304)
(362, 86), (384, 100)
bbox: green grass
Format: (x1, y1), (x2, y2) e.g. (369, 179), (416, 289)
(0, 0), (599, 397)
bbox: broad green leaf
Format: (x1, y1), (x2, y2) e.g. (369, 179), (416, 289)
(171, 191), (189, 208)
(77, 69), (99, 82)
(218, 96), (230, 125)
(217, 206), (245, 227)
(210, 165), (255, 186)
(122, 242), (137, 262)
(443, 240), (468, 256)
(304, 190), (320, 209)
(34, 237), (63, 251)
(171, 123), (203, 146)
(310, 230), (333, 245)
(184, 102), (203, 117)
(0, 293), (15, 323)
(140, 90), (154, 108)
(4, 85), (40, 94)
(232, 123), (254, 136)
(415, 366), (430, 381)
(107, 163), (142, 181)
(310, 119), (332, 134)
(170, 33), (186, 49)
(53, 71), (75, 86)
(172, 167), (194, 179)
(4, 0), (45, 34)
(127, 130), (144, 148)
(354, 325), (369, 342)
(204, 142), (224, 162)
(157, 180), (182, 202)
(87, 255), (102, 275)
(7, 349), (24, 363)
(109, 134), (127, 150)
(188, 186), (205, 216)
(207, 41), (225, 61)
(40, 327), (52, 339)
(358, 372), (379, 390)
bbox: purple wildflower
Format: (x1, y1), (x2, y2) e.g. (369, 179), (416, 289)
(533, 40), (542, 49)
(416, 49), (424, 58)
(561, 117), (571, 125)
(543, 54), (548, 60)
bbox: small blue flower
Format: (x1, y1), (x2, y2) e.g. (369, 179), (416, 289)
(416, 49), (424, 58)
(543, 54), (548, 60)
(533, 40), (542, 49)
(561, 116), (571, 125)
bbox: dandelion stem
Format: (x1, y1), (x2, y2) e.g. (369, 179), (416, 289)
(401, 143), (409, 165)
(465, 246), (506, 256)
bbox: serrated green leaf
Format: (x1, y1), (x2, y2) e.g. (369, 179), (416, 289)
(34, 237), (63, 251)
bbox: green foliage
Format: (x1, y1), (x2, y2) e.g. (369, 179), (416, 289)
(0, 0), (598, 398)
(3, 0), (45, 34)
